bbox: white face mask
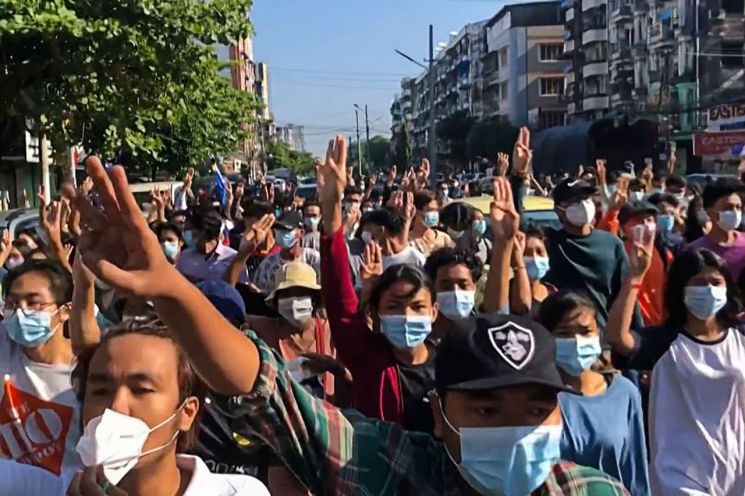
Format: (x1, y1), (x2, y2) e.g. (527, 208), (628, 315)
(717, 209), (742, 232)
(564, 199), (595, 227)
(76, 403), (185, 486)
(277, 296), (314, 328)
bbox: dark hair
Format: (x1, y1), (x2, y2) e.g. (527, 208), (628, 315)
(303, 199), (321, 212)
(156, 222), (184, 242)
(424, 247), (483, 283)
(665, 249), (741, 330)
(440, 202), (475, 231)
(362, 208), (405, 236)
(17, 228), (45, 250)
(344, 186), (363, 198)
(702, 178), (745, 209)
(683, 196), (707, 243)
(647, 192), (680, 209)
(536, 290), (597, 332)
(72, 320), (208, 452)
(467, 180), (481, 197)
(191, 209), (223, 241)
(664, 175), (687, 190)
(629, 178), (644, 191)
(414, 191), (438, 211)
(368, 264), (435, 311)
(3, 259), (73, 305)
(242, 198), (273, 220)
(524, 224), (546, 242)
(12, 239), (34, 259)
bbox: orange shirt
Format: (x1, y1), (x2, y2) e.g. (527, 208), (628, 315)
(624, 240), (669, 326)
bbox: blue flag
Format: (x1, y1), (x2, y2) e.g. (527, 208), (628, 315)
(213, 166), (228, 208)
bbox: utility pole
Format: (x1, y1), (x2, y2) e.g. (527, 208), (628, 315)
(354, 107), (362, 177)
(428, 24), (438, 188)
(365, 104), (371, 172)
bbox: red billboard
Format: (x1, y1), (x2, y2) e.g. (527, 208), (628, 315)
(693, 131), (745, 156)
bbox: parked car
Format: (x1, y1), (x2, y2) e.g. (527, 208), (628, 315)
(294, 184), (318, 201)
(0, 208), (42, 240)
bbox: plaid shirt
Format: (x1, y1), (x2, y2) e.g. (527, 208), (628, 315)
(216, 333), (630, 496)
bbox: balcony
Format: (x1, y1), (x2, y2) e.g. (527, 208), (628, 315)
(634, 86), (648, 98)
(610, 44), (632, 61)
(582, 0), (605, 11)
(560, 0), (574, 7)
(484, 70), (500, 87)
(611, 4), (633, 21)
(584, 60), (608, 77)
(582, 28), (608, 45)
(583, 94), (610, 110)
(633, 0), (649, 12)
(566, 7), (575, 21)
(564, 39), (575, 52)
(632, 42), (648, 58)
(649, 23), (675, 49)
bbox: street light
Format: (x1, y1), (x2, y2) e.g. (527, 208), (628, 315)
(353, 105), (362, 177)
(355, 104), (371, 173)
(394, 24), (438, 187)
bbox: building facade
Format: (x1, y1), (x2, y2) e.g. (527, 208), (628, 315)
(276, 124), (306, 152)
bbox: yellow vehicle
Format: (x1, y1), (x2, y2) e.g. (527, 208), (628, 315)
(458, 195), (559, 230)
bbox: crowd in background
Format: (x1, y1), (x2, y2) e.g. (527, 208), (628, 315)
(0, 129), (743, 495)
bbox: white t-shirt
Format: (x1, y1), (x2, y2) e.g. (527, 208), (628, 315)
(649, 328), (745, 496)
(0, 332), (82, 478)
(382, 245), (426, 270)
(178, 454), (269, 495)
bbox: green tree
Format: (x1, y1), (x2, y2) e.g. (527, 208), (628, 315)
(466, 120), (519, 163)
(267, 140), (314, 176)
(0, 0), (260, 176)
(364, 135), (390, 172)
(436, 110), (474, 165)
(395, 125), (412, 168)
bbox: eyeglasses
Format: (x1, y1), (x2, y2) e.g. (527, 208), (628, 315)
(2, 300), (58, 313)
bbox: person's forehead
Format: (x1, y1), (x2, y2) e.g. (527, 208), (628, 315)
(715, 193), (742, 205)
(89, 334), (179, 383)
(305, 205), (321, 214)
(453, 384), (558, 404)
(437, 263), (472, 281)
(383, 280), (430, 300)
(10, 272), (53, 297)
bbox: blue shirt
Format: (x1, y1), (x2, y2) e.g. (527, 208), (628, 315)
(559, 375), (650, 496)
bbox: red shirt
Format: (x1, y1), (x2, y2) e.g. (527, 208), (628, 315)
(320, 228), (404, 424)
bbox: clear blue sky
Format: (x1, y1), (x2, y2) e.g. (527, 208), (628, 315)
(252, 0), (508, 156)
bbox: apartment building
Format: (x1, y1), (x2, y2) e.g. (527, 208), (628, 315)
(482, 1), (568, 129)
(276, 124), (306, 152)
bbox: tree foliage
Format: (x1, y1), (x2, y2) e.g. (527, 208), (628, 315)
(436, 110), (474, 165)
(395, 125), (412, 169)
(466, 119), (520, 163)
(0, 0), (260, 176)
(266, 140), (314, 176)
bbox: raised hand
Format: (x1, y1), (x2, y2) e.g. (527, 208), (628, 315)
(577, 164), (585, 178)
(512, 127), (532, 177)
(239, 214), (274, 256)
(386, 190), (404, 210)
(490, 177), (520, 241)
(596, 159), (607, 185)
(63, 156), (174, 298)
(629, 224), (655, 279)
(611, 189), (628, 211)
(418, 158), (431, 185)
(360, 242), (383, 281)
(80, 176), (94, 196)
(497, 152), (509, 177)
(667, 149), (677, 175)
(0, 229), (12, 266)
(39, 187), (64, 247)
(317, 135), (348, 205)
(387, 165), (397, 185)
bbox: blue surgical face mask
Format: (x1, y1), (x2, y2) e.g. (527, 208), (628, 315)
(275, 229), (298, 249)
(183, 231), (196, 249)
(423, 211), (439, 228)
(440, 401), (562, 496)
(524, 256), (550, 281)
(656, 214), (675, 233)
(304, 217), (321, 232)
(161, 241), (180, 260)
(472, 219), (487, 238)
(379, 315), (432, 349)
(2, 308), (61, 347)
(436, 290), (475, 320)
(555, 335), (602, 376)
(684, 284), (727, 320)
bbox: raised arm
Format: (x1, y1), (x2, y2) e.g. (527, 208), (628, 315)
(68, 157), (260, 396)
(222, 214), (273, 287)
(606, 225), (654, 356)
(38, 187), (72, 272)
(483, 177), (520, 314)
(509, 232), (532, 315)
(69, 252), (101, 356)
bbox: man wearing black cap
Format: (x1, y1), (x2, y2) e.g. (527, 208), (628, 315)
(543, 179), (632, 330)
(253, 210), (320, 295)
(215, 313), (628, 495)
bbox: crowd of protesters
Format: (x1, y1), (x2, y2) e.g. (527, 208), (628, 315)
(0, 129), (743, 496)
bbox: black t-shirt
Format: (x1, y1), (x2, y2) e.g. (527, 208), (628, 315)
(396, 342), (437, 434)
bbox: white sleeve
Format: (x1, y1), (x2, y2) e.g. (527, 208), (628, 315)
(0, 459), (67, 496)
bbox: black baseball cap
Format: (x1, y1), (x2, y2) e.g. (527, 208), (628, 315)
(274, 211), (303, 230)
(552, 179), (597, 204)
(435, 314), (578, 394)
(618, 200), (659, 224)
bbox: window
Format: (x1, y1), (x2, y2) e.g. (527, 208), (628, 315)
(539, 78), (565, 96)
(541, 110), (567, 129)
(499, 81), (509, 100)
(499, 48), (509, 68)
(539, 43), (564, 61)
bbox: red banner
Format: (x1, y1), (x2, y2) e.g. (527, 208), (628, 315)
(693, 131), (745, 156)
